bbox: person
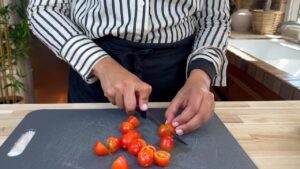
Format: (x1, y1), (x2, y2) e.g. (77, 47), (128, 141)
(27, 0), (230, 136)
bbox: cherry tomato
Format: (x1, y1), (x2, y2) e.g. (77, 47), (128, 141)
(120, 122), (134, 134)
(128, 138), (147, 156)
(154, 150), (171, 167)
(127, 115), (140, 128)
(94, 140), (109, 156)
(160, 136), (174, 152)
(137, 145), (156, 167)
(121, 130), (141, 149)
(111, 155), (130, 169)
(107, 136), (122, 153)
(158, 124), (175, 137)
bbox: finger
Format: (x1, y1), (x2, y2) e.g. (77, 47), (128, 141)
(203, 110), (214, 124)
(202, 96), (215, 123)
(123, 85), (137, 114)
(107, 96), (116, 105)
(176, 95), (213, 135)
(115, 92), (124, 109)
(165, 96), (183, 126)
(136, 83), (152, 111)
(172, 93), (202, 126)
(176, 113), (203, 135)
(104, 88), (116, 105)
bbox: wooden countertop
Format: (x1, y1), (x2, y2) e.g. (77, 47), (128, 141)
(1, 101), (300, 169)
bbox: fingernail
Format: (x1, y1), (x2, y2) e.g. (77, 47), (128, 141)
(165, 120), (169, 124)
(172, 121), (179, 127)
(141, 104), (148, 111)
(176, 129), (184, 136)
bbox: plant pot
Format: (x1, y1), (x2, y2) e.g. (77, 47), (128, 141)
(0, 59), (35, 104)
(231, 9), (253, 32)
(0, 95), (24, 104)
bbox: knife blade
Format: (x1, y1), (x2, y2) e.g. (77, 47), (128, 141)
(136, 108), (188, 146)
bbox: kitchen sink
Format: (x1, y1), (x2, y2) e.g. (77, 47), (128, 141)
(228, 39), (300, 78)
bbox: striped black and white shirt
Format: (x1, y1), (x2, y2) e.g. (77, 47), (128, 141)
(27, 0), (230, 86)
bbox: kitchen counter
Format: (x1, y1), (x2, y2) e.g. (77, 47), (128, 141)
(0, 101), (300, 169)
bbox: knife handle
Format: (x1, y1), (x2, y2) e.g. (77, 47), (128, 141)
(136, 107), (147, 119)
(135, 95), (147, 118)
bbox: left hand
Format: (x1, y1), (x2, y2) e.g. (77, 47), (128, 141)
(165, 69), (215, 135)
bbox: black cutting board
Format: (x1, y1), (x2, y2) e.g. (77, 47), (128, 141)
(0, 109), (257, 169)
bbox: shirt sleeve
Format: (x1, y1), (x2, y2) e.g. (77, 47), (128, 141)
(187, 0), (230, 86)
(27, 0), (109, 83)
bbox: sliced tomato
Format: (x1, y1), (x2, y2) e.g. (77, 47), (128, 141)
(120, 122), (134, 134)
(94, 140), (109, 156)
(137, 145), (156, 167)
(128, 138), (147, 156)
(127, 115), (140, 128)
(121, 130), (141, 149)
(111, 155), (130, 169)
(154, 150), (171, 167)
(160, 136), (174, 152)
(107, 136), (122, 153)
(158, 124), (175, 137)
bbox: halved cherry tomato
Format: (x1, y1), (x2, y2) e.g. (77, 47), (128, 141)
(128, 138), (147, 156)
(127, 115), (140, 128)
(120, 122), (134, 134)
(160, 136), (174, 152)
(107, 136), (122, 153)
(137, 145), (156, 167)
(154, 150), (171, 167)
(121, 130), (141, 149)
(158, 124), (175, 137)
(111, 155), (130, 169)
(94, 140), (109, 156)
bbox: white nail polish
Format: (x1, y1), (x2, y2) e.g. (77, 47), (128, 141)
(165, 120), (168, 124)
(172, 121), (179, 127)
(141, 104), (148, 111)
(176, 129), (184, 136)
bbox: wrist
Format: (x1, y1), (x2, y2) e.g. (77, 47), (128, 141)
(92, 55), (112, 77)
(189, 69), (211, 89)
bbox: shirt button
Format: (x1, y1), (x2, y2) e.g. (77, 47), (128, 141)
(138, 0), (144, 6)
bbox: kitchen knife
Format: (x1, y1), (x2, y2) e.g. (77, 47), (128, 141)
(136, 107), (147, 119)
(136, 108), (188, 146)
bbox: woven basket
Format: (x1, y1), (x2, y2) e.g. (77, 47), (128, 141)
(252, 10), (283, 35)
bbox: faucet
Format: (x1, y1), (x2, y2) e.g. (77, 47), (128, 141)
(278, 20), (300, 44)
(277, 4), (300, 43)
(279, 3), (300, 31)
(279, 21), (300, 31)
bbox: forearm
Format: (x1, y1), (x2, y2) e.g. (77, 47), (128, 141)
(27, 0), (109, 83)
(187, 0), (230, 87)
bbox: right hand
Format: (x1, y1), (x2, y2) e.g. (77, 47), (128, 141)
(93, 57), (152, 114)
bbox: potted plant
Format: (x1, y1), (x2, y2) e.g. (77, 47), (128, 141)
(0, 0), (31, 104)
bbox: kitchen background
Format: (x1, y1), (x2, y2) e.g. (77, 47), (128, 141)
(0, 0), (300, 103)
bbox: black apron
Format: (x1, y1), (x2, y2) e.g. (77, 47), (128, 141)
(68, 35), (194, 103)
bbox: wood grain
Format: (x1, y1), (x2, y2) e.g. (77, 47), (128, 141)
(0, 101), (300, 169)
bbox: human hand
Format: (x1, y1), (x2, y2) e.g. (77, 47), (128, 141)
(165, 69), (215, 135)
(93, 57), (152, 113)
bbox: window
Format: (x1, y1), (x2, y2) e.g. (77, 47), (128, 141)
(298, 3), (300, 21)
(285, 0), (300, 22)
